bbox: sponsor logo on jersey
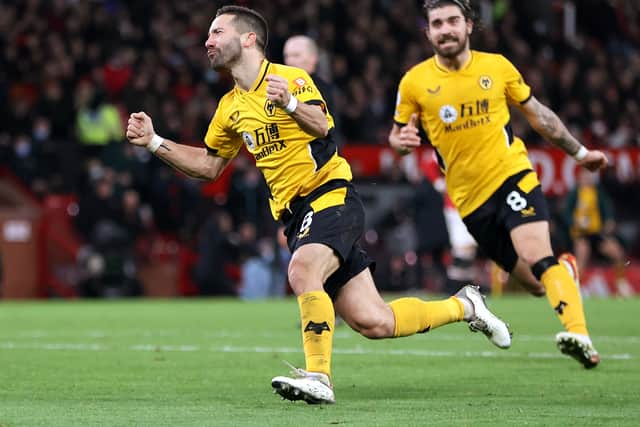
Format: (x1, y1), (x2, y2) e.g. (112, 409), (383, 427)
(427, 85), (441, 95)
(254, 141), (287, 161)
(521, 206), (536, 217)
(292, 85), (315, 97)
(479, 75), (493, 90)
(242, 131), (256, 150)
(439, 105), (458, 124)
(294, 77), (307, 87)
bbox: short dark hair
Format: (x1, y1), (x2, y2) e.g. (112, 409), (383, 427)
(423, 0), (476, 22)
(216, 5), (269, 53)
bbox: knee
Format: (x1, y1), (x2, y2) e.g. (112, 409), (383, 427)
(530, 288), (546, 297)
(358, 321), (394, 339)
(287, 256), (321, 295)
(520, 251), (545, 268)
(349, 309), (395, 339)
(287, 258), (309, 287)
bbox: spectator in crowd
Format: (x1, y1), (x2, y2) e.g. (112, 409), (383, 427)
(192, 210), (238, 296)
(238, 236), (286, 299)
(283, 34), (343, 145)
(564, 168), (632, 296)
(74, 81), (124, 159)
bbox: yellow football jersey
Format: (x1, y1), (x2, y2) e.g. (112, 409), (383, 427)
(572, 186), (603, 237)
(394, 51), (536, 218)
(204, 59), (352, 220)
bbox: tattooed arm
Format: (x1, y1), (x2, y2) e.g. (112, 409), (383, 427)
(517, 96), (608, 171)
(126, 111), (231, 180)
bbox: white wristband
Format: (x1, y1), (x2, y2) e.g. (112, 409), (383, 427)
(573, 146), (588, 161)
(147, 134), (164, 153)
(283, 95), (298, 114)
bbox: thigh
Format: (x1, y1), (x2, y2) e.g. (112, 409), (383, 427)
(285, 185), (365, 262)
(510, 221), (554, 264)
(289, 243), (341, 295)
(284, 184), (373, 299)
(598, 235), (625, 262)
(324, 243), (374, 300)
(574, 236), (591, 266)
(498, 170), (552, 265)
(333, 267), (394, 334)
(497, 171), (550, 232)
(464, 203), (519, 273)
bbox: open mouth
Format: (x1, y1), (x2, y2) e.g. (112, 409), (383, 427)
(439, 39), (458, 46)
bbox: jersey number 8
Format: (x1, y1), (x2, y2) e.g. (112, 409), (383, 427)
(299, 211), (314, 234)
(506, 191), (527, 211)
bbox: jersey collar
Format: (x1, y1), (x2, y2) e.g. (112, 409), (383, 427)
(252, 59), (271, 92)
(434, 50), (474, 73)
(234, 59), (271, 94)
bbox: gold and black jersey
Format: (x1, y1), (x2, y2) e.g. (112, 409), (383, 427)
(204, 59), (352, 220)
(572, 186), (603, 237)
(394, 51), (536, 218)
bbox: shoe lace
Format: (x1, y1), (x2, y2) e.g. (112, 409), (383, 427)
(282, 360), (332, 387)
(283, 360), (309, 378)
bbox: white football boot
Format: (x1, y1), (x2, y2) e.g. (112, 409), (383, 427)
(555, 332), (600, 369)
(556, 253), (600, 368)
(272, 362), (335, 404)
(455, 284), (512, 349)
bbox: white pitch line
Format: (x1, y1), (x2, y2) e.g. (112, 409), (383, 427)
(3, 330), (640, 344)
(0, 341), (633, 361)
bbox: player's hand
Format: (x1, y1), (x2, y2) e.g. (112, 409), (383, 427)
(126, 112), (155, 148)
(265, 74), (291, 109)
(395, 113), (421, 153)
(578, 149), (608, 172)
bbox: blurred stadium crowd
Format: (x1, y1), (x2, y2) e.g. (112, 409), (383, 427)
(1, 0), (639, 297)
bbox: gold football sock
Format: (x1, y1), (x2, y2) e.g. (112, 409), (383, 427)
(389, 297), (464, 337)
(298, 291), (335, 378)
(541, 264), (588, 335)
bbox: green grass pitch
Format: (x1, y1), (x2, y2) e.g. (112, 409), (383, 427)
(0, 295), (638, 426)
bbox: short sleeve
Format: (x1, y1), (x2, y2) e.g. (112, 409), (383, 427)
(203, 97), (243, 159)
(501, 56), (532, 105)
(290, 70), (326, 106)
(393, 74), (419, 125)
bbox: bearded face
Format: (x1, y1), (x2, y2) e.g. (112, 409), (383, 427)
(206, 14), (244, 71)
(431, 30), (469, 59)
(209, 35), (242, 70)
(425, 4), (472, 59)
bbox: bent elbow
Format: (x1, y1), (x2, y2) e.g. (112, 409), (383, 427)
(207, 168), (222, 182)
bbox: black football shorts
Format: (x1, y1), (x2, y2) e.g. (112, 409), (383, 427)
(463, 169), (550, 273)
(281, 180), (375, 300)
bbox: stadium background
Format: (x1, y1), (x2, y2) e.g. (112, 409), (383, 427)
(0, 0), (639, 299)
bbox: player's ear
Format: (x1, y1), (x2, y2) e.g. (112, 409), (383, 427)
(467, 19), (473, 36)
(241, 32), (257, 48)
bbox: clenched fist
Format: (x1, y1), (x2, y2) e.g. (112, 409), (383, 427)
(126, 112), (155, 148)
(265, 74), (292, 109)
